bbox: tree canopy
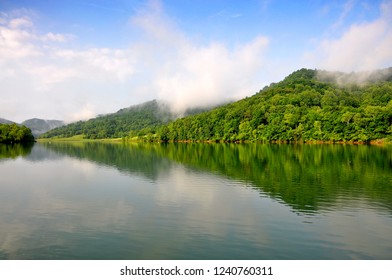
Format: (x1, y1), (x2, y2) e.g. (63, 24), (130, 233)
(152, 68), (392, 143)
(0, 123), (35, 144)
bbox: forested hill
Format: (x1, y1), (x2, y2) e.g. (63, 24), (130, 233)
(41, 68), (392, 142)
(154, 68), (392, 143)
(40, 100), (170, 139)
(40, 99), (221, 139)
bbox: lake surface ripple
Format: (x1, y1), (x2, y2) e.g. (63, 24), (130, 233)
(0, 142), (391, 259)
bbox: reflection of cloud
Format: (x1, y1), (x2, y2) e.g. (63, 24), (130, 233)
(0, 153), (274, 259)
(0, 158), (136, 258)
(1, 144), (391, 259)
(154, 165), (271, 243)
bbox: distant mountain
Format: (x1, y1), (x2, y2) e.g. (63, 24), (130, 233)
(0, 118), (15, 124)
(0, 117), (65, 137)
(22, 119), (65, 137)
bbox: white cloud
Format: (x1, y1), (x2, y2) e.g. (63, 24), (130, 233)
(54, 48), (136, 82)
(0, 12), (137, 122)
(306, 1), (392, 72)
(8, 16), (33, 29)
(155, 37), (269, 113)
(0, 2), (270, 122)
(0, 18), (41, 58)
(130, 1), (269, 114)
(41, 32), (71, 42)
(70, 104), (96, 122)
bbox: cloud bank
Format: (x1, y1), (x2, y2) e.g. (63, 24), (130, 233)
(0, 11), (137, 122)
(126, 0), (270, 114)
(0, 3), (269, 122)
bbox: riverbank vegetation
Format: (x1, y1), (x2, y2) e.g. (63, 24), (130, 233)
(0, 123), (35, 144)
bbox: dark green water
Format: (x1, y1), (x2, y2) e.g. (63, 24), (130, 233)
(0, 142), (391, 259)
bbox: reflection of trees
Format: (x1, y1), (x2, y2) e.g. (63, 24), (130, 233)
(0, 143), (33, 160)
(40, 142), (173, 181)
(39, 142), (392, 213)
(162, 143), (392, 213)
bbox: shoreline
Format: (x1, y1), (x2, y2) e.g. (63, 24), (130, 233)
(37, 137), (391, 145)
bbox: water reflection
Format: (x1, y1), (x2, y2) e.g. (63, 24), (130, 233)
(40, 142), (392, 214)
(0, 143), (33, 161)
(0, 142), (391, 259)
(0, 154), (272, 259)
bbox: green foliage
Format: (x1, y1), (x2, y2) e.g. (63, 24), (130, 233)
(150, 69), (392, 143)
(0, 124), (35, 144)
(40, 100), (215, 140)
(40, 100), (171, 139)
(39, 68), (392, 143)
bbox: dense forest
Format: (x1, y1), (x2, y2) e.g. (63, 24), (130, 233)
(0, 123), (35, 144)
(40, 68), (392, 143)
(151, 68), (392, 143)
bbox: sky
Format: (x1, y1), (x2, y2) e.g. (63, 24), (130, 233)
(1, 0), (391, 123)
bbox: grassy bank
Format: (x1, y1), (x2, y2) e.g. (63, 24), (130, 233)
(38, 134), (391, 145)
(37, 134), (124, 143)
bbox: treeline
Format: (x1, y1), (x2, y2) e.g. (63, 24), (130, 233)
(148, 69), (391, 143)
(40, 99), (215, 140)
(0, 123), (35, 144)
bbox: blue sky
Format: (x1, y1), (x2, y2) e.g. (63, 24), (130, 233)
(1, 0), (391, 122)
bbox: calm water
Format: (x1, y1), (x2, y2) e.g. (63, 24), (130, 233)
(0, 142), (391, 260)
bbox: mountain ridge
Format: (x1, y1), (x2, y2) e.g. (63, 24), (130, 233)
(0, 118), (15, 125)
(22, 119), (65, 137)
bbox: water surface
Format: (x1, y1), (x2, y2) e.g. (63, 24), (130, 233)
(0, 142), (391, 259)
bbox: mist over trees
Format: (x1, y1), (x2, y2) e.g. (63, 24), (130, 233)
(40, 100), (175, 139)
(154, 68), (392, 143)
(40, 68), (392, 143)
(40, 100), (217, 139)
(21, 119), (64, 137)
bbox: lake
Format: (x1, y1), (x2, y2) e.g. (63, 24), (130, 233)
(0, 142), (391, 260)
